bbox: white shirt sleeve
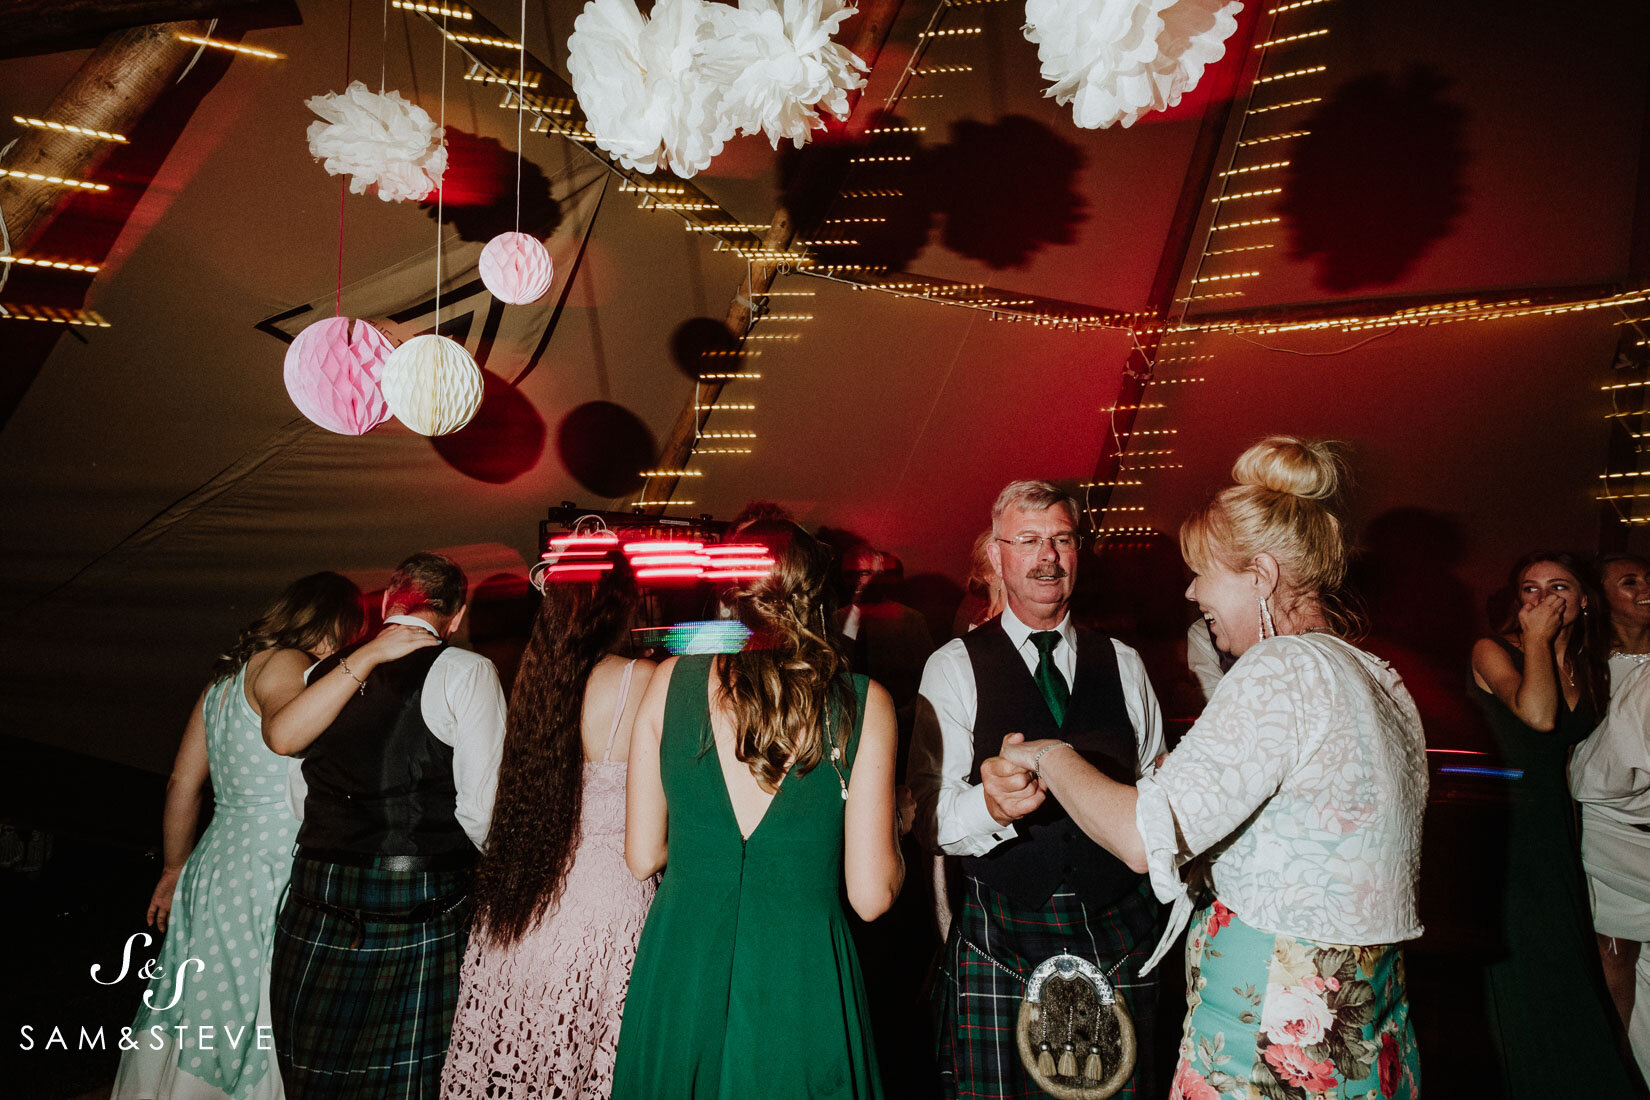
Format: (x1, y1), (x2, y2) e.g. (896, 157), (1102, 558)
(1113, 639), (1166, 777)
(423, 650), (508, 850)
(908, 641), (1019, 856)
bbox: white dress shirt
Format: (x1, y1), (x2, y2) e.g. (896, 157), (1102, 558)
(288, 614), (507, 850)
(1572, 653), (1650, 823)
(908, 606), (1165, 857)
(1134, 633), (1428, 973)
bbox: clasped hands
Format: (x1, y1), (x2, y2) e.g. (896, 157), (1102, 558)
(982, 733), (1067, 827)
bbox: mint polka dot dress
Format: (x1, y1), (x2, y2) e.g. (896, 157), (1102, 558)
(113, 664), (299, 1100)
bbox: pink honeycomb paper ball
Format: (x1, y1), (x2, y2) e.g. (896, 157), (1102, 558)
(479, 232), (554, 305)
(283, 316), (394, 435)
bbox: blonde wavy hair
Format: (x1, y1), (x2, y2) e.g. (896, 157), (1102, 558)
(715, 520), (856, 792)
(1179, 436), (1363, 636)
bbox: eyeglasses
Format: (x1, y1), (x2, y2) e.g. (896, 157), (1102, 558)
(996, 534), (1082, 551)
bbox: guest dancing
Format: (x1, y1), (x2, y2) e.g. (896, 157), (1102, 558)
(988, 438), (1428, 1099)
(1572, 552), (1650, 1082)
(1470, 551), (1642, 1097)
(112, 572), (365, 1100)
(912, 479), (1166, 1100)
(441, 553), (657, 1098)
(612, 521), (903, 1099)
(265, 552), (507, 1099)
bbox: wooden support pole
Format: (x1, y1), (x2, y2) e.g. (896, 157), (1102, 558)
(0, 20), (211, 252)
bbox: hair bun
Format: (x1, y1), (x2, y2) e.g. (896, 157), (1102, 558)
(1231, 436), (1345, 501)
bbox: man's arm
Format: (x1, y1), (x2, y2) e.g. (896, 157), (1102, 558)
(1114, 640), (1166, 777)
(442, 653), (508, 850)
(907, 643), (1036, 856)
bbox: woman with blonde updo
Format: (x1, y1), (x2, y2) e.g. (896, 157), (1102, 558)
(612, 520), (903, 1099)
(988, 437), (1428, 1100)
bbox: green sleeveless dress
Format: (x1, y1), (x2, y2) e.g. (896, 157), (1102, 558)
(611, 656), (883, 1099)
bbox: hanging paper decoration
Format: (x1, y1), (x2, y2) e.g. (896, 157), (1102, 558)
(699, 0), (868, 150)
(283, 316), (394, 435)
(479, 232), (555, 305)
(567, 0), (728, 177)
(305, 81), (448, 202)
(1022, 0), (1242, 130)
(380, 333), (484, 436)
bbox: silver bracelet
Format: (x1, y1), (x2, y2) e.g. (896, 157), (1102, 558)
(1032, 741), (1071, 781)
(337, 656), (366, 695)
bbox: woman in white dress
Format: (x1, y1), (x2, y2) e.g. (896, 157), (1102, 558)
(988, 437), (1428, 1099)
(113, 573), (365, 1100)
(1573, 551), (1650, 1080)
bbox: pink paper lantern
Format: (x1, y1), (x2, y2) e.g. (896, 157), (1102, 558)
(479, 232), (554, 305)
(283, 316), (394, 435)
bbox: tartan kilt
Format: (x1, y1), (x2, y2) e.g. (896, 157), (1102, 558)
(270, 858), (472, 1099)
(935, 876), (1163, 1100)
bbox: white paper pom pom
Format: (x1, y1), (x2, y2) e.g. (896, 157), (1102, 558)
(699, 0), (868, 150)
(567, 0), (729, 177)
(305, 80), (448, 202)
(1023, 0), (1241, 130)
(479, 233), (555, 305)
(380, 334), (483, 436)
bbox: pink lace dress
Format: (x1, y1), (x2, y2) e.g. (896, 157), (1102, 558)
(441, 661), (655, 1099)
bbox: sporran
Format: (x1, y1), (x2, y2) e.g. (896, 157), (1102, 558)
(1015, 953), (1136, 1100)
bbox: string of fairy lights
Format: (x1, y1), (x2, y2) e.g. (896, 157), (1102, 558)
(9, 3), (1635, 529)
(1, 26), (286, 327)
(434, 0), (1650, 527)
(1595, 303), (1650, 526)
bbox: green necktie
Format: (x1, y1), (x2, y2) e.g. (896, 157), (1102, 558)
(1030, 630), (1070, 726)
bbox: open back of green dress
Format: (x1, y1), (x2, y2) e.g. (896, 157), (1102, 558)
(612, 655), (883, 1100)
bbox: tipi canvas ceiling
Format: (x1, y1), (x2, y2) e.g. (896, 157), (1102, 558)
(0, 0), (1646, 775)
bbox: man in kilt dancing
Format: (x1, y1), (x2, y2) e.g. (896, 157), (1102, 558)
(264, 552), (505, 1098)
(911, 481), (1166, 1099)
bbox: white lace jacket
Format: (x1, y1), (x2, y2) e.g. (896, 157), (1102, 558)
(1134, 633), (1428, 973)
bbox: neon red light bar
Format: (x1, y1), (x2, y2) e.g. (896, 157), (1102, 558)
(628, 554), (706, 568)
(550, 532), (620, 547)
(701, 543), (768, 557)
(624, 540), (704, 555)
(636, 566), (706, 579)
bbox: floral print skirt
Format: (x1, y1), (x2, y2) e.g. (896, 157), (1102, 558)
(1169, 901), (1420, 1100)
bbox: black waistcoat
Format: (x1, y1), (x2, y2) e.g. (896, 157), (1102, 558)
(960, 617), (1144, 910)
(297, 641), (475, 860)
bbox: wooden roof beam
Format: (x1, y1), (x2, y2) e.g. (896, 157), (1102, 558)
(0, 20), (214, 252)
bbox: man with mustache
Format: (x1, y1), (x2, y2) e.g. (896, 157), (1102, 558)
(910, 480), (1166, 1100)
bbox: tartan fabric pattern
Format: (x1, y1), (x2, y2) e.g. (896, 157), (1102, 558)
(271, 858), (472, 1099)
(936, 877), (1163, 1100)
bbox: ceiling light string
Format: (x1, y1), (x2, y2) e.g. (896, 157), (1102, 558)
(176, 18), (217, 83)
(381, 0), (391, 94)
(515, 0), (525, 234)
(336, 0), (354, 317)
(435, 9), (447, 333)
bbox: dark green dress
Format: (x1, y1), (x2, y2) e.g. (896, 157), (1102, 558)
(1471, 637), (1641, 1097)
(612, 656), (883, 1099)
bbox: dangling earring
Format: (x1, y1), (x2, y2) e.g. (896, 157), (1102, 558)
(1258, 594), (1276, 640)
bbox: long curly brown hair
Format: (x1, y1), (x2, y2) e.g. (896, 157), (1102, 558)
(211, 572), (366, 682)
(715, 521), (856, 791)
(471, 552), (639, 948)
